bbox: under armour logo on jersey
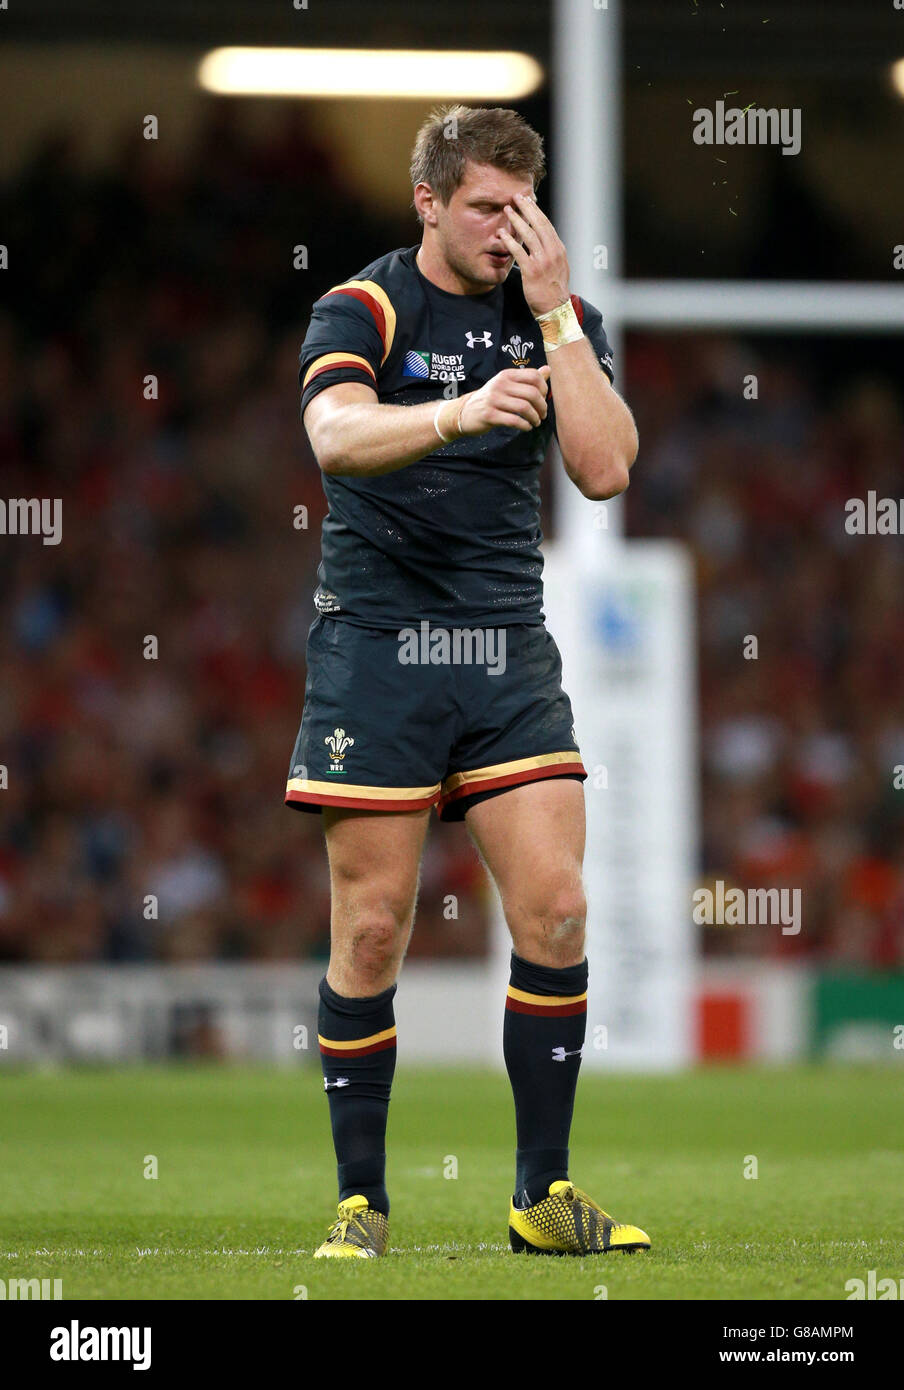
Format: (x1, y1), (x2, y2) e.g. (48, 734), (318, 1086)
(465, 330), (493, 350)
(551, 1046), (583, 1062)
(323, 1076), (350, 1090)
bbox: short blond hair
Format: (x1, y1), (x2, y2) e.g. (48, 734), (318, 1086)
(410, 104), (546, 220)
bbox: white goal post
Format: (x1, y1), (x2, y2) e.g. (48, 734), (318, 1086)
(489, 0), (902, 1071)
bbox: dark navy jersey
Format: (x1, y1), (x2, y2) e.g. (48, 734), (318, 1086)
(298, 244), (614, 628)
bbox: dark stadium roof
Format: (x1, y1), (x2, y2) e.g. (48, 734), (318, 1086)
(4, 0), (902, 79)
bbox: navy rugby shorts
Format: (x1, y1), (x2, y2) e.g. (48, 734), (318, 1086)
(285, 616), (586, 821)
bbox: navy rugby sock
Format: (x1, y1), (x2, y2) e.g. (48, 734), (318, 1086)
(318, 977), (397, 1216)
(503, 951), (589, 1209)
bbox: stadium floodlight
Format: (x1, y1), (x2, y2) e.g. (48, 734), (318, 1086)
(892, 58), (904, 99)
(197, 47), (544, 100)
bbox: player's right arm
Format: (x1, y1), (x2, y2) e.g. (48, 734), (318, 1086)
(304, 369), (551, 478)
(299, 281), (550, 478)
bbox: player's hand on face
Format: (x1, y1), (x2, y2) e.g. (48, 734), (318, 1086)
(459, 365), (551, 435)
(497, 193), (570, 318)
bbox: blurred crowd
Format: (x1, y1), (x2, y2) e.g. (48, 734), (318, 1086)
(2, 106), (902, 966)
(0, 106), (487, 964)
(626, 336), (904, 965)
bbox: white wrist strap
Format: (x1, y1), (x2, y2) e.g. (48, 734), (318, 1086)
(434, 399), (462, 443)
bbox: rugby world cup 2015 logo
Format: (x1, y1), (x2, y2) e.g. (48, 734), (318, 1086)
(501, 334), (534, 367)
(402, 350), (431, 379)
(325, 726), (355, 774)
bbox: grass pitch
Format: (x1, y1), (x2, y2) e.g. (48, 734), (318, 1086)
(1, 1064), (901, 1300)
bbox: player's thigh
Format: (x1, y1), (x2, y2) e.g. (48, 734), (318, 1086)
(323, 804), (431, 933)
(465, 777), (587, 957)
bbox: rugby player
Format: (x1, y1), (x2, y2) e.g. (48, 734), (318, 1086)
(286, 105), (649, 1258)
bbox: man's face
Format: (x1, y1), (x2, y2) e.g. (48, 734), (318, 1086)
(430, 161), (535, 292)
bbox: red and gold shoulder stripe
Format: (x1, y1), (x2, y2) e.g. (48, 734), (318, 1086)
(321, 279), (397, 365)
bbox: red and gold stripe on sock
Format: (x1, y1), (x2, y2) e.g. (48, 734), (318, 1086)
(318, 1026), (397, 1058)
(505, 986), (587, 1018)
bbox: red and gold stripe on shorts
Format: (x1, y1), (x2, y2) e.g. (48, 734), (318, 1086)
(286, 774), (441, 814)
(439, 751), (586, 812)
(318, 1026), (397, 1058)
(505, 986), (587, 1017)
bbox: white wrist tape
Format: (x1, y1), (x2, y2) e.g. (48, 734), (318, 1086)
(536, 300), (584, 353)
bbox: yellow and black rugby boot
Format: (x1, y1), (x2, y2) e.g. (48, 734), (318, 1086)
(509, 1180), (650, 1255)
(313, 1195), (389, 1259)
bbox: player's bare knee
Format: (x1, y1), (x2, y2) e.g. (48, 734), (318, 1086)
(542, 882), (587, 933)
(543, 910), (586, 960)
(348, 917), (406, 983)
(513, 888), (587, 964)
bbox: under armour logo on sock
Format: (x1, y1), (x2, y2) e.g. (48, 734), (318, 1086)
(551, 1046), (583, 1062)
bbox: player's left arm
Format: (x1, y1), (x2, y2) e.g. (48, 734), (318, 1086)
(499, 192), (638, 502)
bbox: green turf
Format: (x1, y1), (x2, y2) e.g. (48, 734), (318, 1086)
(1, 1064), (901, 1300)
